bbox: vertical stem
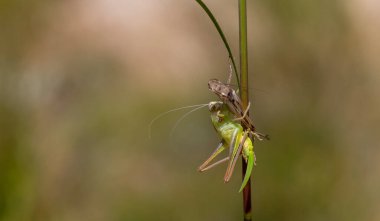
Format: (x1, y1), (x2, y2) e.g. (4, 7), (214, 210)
(239, 0), (252, 220)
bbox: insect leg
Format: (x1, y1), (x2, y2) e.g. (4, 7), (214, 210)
(199, 157), (230, 172)
(233, 101), (251, 121)
(198, 141), (226, 172)
(224, 129), (247, 182)
(228, 128), (239, 157)
(250, 131), (270, 141)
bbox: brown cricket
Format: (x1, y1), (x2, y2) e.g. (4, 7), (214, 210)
(208, 79), (269, 140)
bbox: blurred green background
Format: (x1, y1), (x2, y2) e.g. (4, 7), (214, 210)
(1, 0), (379, 220)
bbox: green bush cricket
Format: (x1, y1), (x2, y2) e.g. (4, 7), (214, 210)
(208, 79), (269, 140)
(198, 101), (255, 192)
(149, 78), (264, 191)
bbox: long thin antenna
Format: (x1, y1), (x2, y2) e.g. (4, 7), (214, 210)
(170, 104), (209, 136)
(148, 103), (208, 139)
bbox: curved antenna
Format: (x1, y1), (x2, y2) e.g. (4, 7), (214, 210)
(148, 103), (208, 139)
(169, 104), (209, 137)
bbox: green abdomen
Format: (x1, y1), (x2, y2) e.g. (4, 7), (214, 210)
(217, 122), (243, 144)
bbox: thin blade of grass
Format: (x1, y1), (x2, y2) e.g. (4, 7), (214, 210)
(195, 0), (240, 89)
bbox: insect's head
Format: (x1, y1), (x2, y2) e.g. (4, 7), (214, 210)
(208, 79), (231, 99)
(208, 101), (224, 113)
(208, 101), (226, 124)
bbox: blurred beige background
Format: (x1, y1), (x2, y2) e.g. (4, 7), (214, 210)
(1, 0), (379, 220)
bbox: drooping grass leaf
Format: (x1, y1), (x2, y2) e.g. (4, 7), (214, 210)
(195, 0), (240, 89)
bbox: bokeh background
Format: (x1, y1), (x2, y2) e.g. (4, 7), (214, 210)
(1, 0), (379, 220)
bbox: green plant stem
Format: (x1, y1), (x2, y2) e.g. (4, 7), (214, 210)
(195, 0), (240, 89)
(238, 0), (252, 220)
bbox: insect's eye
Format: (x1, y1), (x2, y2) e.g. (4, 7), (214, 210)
(215, 115), (223, 123)
(216, 111), (224, 122)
